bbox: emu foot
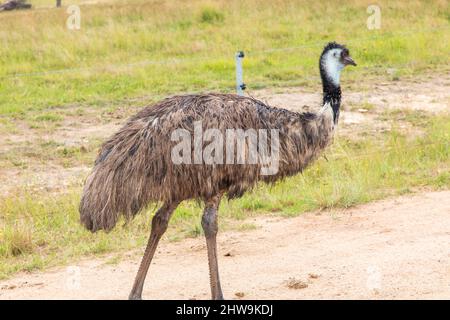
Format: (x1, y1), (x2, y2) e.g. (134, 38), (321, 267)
(213, 294), (225, 300)
(128, 293), (142, 300)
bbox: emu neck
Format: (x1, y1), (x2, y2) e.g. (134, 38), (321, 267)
(320, 66), (342, 124)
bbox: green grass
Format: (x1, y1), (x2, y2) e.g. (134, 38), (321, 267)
(0, 0), (449, 117)
(0, 0), (449, 279)
(1, 113), (449, 279)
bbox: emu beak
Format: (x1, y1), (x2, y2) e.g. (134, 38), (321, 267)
(343, 56), (357, 66)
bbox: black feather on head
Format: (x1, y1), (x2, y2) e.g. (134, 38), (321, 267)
(322, 42), (347, 55)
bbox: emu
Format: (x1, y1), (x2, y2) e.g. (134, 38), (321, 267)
(80, 42), (356, 300)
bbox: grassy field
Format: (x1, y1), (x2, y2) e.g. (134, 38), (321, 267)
(0, 0), (448, 117)
(1, 109), (449, 279)
(0, 0), (449, 279)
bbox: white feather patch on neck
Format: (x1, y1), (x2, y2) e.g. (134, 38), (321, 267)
(322, 49), (344, 86)
(319, 102), (332, 115)
(319, 102), (335, 129)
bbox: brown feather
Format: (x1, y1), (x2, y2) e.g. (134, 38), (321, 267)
(79, 93), (335, 232)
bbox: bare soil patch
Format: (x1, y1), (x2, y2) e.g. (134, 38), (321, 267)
(0, 190), (449, 300)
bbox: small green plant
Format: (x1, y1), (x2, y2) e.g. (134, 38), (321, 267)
(199, 7), (224, 24)
(0, 226), (34, 258)
(34, 113), (63, 122)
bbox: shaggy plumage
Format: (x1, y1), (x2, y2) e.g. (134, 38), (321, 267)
(80, 42), (355, 235)
(80, 41), (356, 300)
(80, 94), (335, 232)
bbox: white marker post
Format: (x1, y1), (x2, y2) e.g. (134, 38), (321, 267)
(235, 51), (246, 96)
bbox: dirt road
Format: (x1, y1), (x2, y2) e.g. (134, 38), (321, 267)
(1, 190), (449, 300)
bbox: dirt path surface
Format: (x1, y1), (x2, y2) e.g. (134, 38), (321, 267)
(1, 190), (449, 300)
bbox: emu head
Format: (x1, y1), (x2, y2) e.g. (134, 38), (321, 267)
(320, 42), (356, 87)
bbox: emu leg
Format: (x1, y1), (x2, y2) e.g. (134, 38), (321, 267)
(128, 202), (178, 300)
(201, 195), (224, 300)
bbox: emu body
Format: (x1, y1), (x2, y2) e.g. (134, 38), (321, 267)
(80, 42), (356, 299)
(80, 94), (334, 232)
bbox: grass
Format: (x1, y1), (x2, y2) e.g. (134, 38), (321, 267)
(0, 113), (449, 279)
(0, 0), (449, 117)
(0, 0), (449, 279)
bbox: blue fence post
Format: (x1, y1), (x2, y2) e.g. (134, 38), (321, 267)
(235, 51), (246, 95)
